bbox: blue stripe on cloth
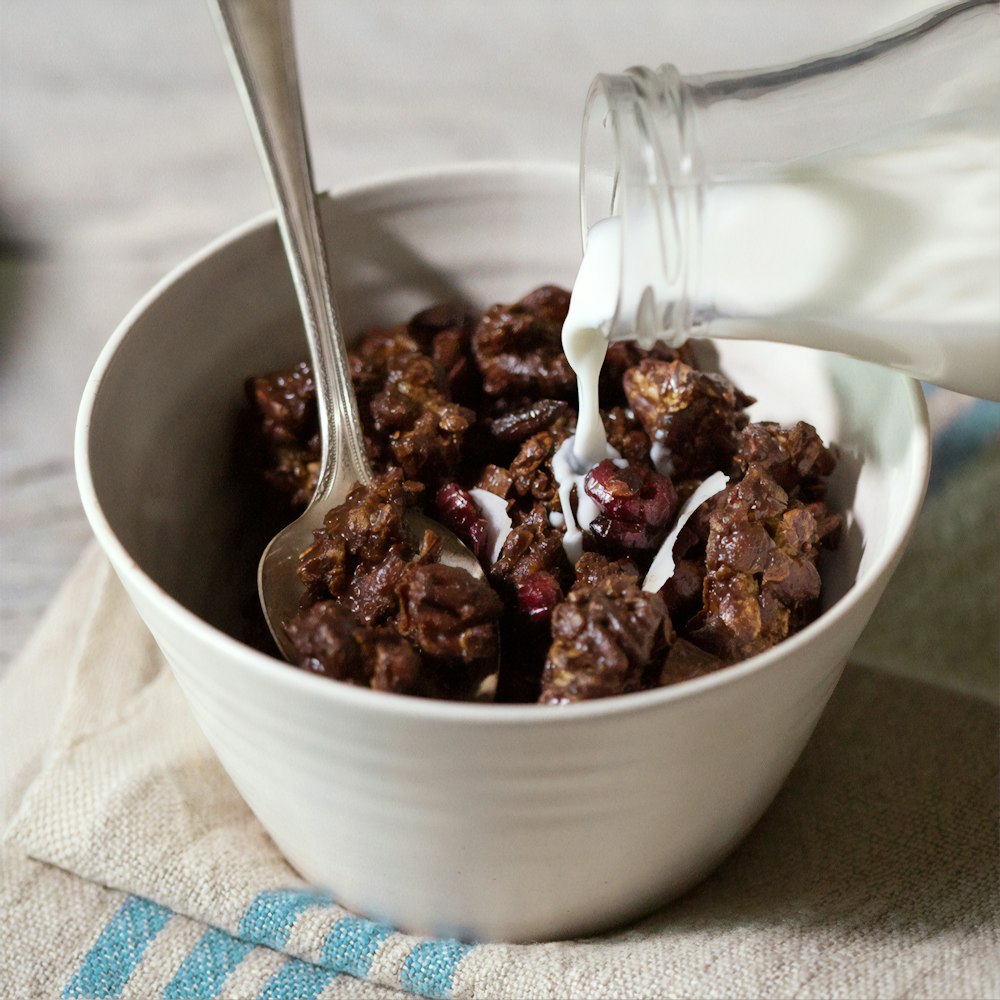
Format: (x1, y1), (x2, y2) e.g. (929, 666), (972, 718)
(319, 915), (394, 978)
(162, 926), (255, 999)
(63, 896), (173, 999)
(256, 958), (338, 1000)
(928, 398), (1000, 494)
(399, 939), (473, 999)
(238, 889), (334, 949)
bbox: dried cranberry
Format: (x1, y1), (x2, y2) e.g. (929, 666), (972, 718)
(434, 483), (489, 562)
(516, 571), (564, 623)
(589, 518), (653, 551)
(583, 460), (678, 551)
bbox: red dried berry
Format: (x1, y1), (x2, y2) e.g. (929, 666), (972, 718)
(583, 460), (678, 551)
(585, 460), (677, 525)
(588, 518), (656, 551)
(434, 483), (489, 562)
(516, 571), (564, 622)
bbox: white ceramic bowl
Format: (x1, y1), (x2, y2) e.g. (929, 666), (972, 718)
(76, 162), (930, 942)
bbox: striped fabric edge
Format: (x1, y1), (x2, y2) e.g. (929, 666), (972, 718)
(63, 889), (474, 1000)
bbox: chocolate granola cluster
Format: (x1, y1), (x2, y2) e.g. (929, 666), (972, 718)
(245, 286), (841, 703)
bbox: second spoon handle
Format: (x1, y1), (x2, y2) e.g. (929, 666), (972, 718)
(208, 0), (372, 497)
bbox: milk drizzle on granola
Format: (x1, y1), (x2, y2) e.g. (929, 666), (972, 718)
(556, 218), (723, 569)
(553, 220), (624, 563)
(551, 437), (619, 564)
(641, 470), (728, 594)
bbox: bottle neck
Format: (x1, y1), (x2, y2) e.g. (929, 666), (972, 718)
(580, 1), (1000, 353)
(581, 64), (704, 346)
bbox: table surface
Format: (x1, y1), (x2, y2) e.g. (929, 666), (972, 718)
(0, 0), (937, 676)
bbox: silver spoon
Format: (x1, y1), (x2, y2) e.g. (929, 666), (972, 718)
(209, 0), (484, 661)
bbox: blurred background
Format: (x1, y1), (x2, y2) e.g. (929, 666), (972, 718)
(2, 0), (994, 692)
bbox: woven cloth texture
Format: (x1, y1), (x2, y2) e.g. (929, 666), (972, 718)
(1, 389), (998, 1000)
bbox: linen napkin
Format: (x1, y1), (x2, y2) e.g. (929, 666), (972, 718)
(2, 388), (998, 1000)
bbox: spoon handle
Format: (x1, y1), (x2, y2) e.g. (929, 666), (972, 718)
(208, 0), (372, 497)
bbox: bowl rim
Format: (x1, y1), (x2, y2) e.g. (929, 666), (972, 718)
(75, 159), (931, 726)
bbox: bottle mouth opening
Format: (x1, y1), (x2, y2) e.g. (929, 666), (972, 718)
(580, 66), (703, 343)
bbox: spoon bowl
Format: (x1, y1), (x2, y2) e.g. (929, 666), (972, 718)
(259, 503), (480, 663)
(210, 0), (483, 661)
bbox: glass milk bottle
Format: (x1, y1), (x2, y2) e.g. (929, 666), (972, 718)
(580, 0), (1000, 400)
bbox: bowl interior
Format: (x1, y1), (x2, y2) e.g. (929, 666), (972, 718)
(80, 163), (927, 661)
